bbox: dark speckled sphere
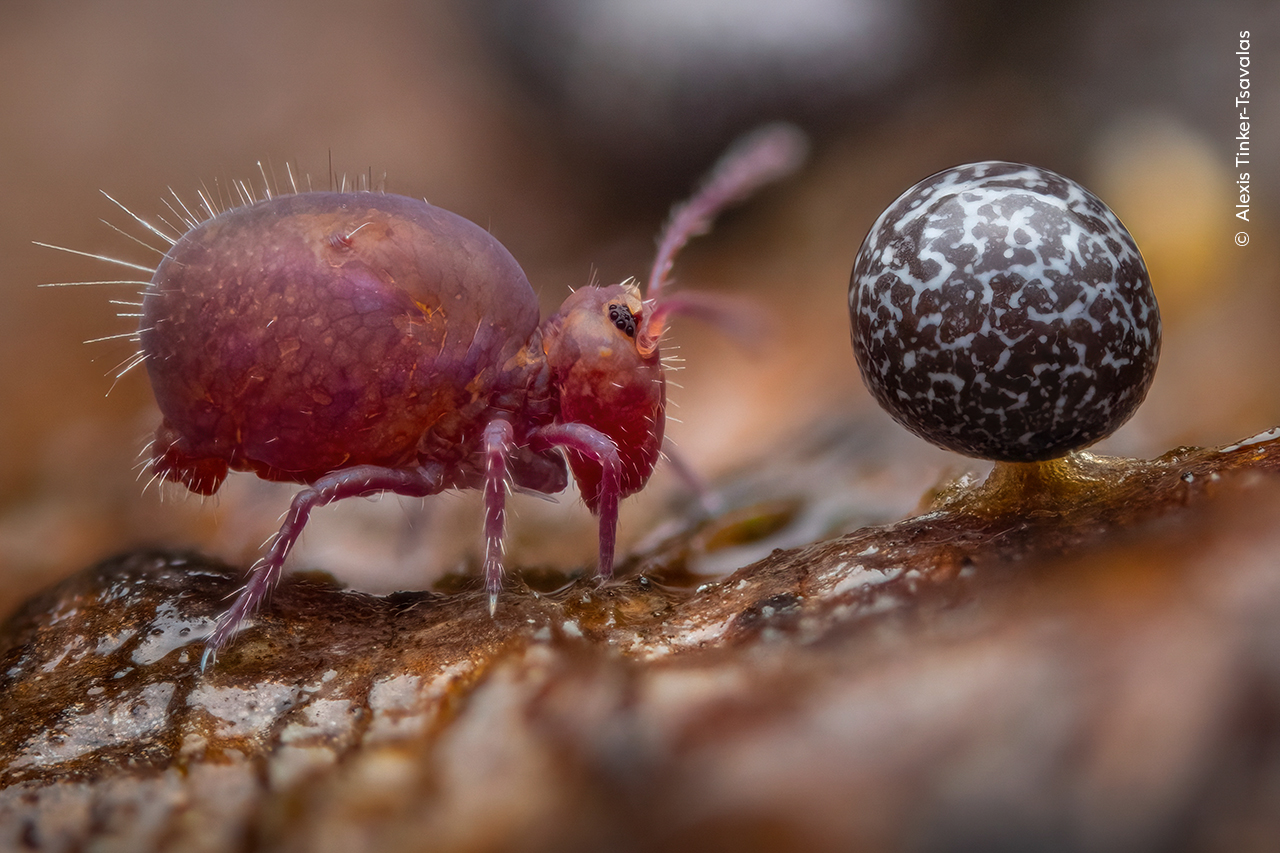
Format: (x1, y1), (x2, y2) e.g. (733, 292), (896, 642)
(849, 162), (1161, 462)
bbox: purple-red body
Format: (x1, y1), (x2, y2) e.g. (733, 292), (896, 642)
(143, 191), (657, 502)
(135, 125), (805, 665)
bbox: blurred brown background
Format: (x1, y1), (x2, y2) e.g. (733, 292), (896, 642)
(2, 0), (1278, 618)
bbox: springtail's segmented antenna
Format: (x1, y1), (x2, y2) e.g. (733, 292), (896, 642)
(637, 123), (808, 357)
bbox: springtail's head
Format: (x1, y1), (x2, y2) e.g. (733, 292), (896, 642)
(542, 278), (661, 510)
(543, 123), (808, 510)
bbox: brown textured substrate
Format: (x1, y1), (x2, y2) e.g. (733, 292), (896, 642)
(4, 428), (1280, 852)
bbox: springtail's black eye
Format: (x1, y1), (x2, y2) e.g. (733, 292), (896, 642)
(608, 303), (637, 337)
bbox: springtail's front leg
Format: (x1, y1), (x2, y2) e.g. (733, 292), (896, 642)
(530, 423), (622, 580)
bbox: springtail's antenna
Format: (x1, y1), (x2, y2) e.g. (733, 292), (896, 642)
(638, 123), (808, 357)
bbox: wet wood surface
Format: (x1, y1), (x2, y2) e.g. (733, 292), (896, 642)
(4, 428), (1280, 852)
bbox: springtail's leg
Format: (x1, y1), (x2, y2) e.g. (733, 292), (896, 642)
(661, 436), (723, 517)
(201, 464), (443, 670)
(481, 419), (514, 615)
(531, 423), (622, 579)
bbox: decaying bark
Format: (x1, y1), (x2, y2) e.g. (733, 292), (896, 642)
(4, 425), (1280, 852)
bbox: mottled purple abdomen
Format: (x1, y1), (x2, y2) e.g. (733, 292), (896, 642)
(849, 162), (1161, 462)
(141, 191), (555, 493)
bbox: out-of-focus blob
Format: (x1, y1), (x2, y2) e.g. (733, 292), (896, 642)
(470, 0), (938, 185)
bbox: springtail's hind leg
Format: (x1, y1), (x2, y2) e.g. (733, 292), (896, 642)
(530, 423), (622, 580)
(482, 419), (514, 615)
(201, 463), (444, 670)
